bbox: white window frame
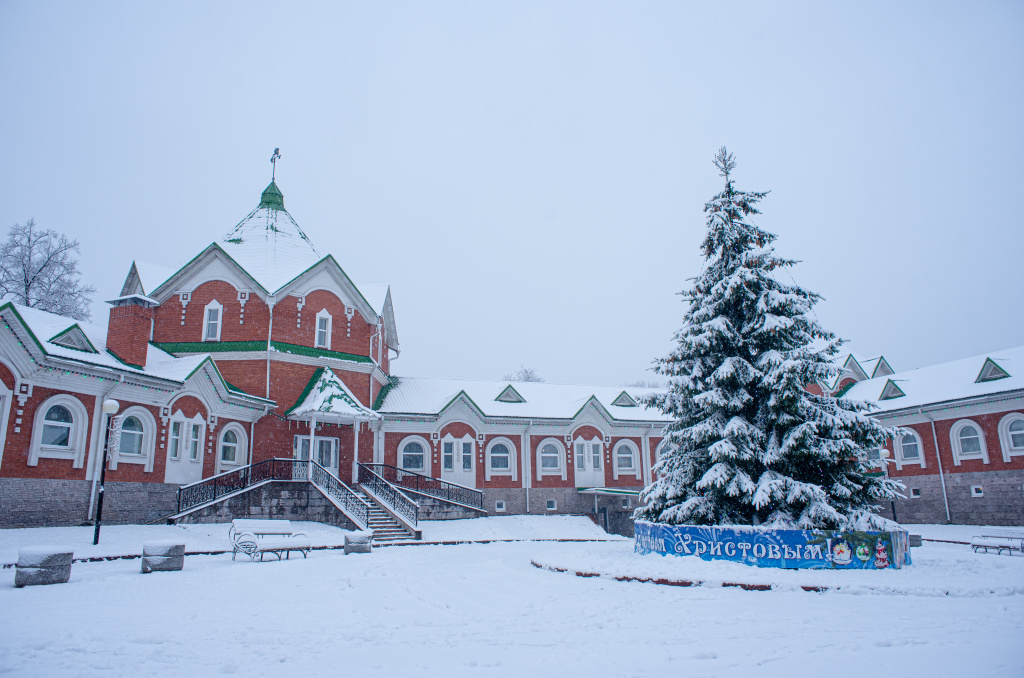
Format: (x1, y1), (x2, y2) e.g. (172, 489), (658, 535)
(573, 436), (604, 476)
(485, 436), (517, 481)
(168, 420), (183, 460)
(494, 500), (506, 512)
(949, 419), (989, 466)
(398, 435), (431, 475)
(997, 413), (1024, 463)
(612, 440), (641, 480)
(546, 499), (557, 511)
(440, 433), (474, 474)
(108, 405), (157, 473)
(167, 411), (205, 467)
(315, 309), (332, 350)
(894, 428), (926, 470)
(536, 437), (566, 481)
(29, 395), (89, 468)
(203, 300), (223, 342)
(217, 422), (248, 472)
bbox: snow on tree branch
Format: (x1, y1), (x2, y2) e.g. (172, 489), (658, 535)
(0, 219), (96, 320)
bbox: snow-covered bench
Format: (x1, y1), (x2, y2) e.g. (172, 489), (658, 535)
(970, 533), (1024, 555)
(229, 519), (311, 562)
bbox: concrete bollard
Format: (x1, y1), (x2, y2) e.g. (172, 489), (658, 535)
(15, 547), (74, 587)
(141, 541), (186, 573)
(344, 530), (373, 555)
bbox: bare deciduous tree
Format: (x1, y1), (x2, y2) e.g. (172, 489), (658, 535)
(502, 366), (544, 382)
(0, 219), (95, 320)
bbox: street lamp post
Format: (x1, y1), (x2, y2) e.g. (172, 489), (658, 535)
(93, 399), (120, 545)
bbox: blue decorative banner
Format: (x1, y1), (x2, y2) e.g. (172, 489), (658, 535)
(634, 521), (911, 569)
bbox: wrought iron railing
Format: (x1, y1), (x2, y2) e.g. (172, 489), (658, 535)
(358, 463), (484, 510)
(176, 458), (304, 514)
(310, 461), (371, 529)
(358, 464), (419, 526)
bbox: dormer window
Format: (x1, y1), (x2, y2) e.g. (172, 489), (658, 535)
(204, 300), (223, 341)
(315, 309), (332, 350)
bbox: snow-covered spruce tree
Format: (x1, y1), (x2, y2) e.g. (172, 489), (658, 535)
(636, 148), (901, 531)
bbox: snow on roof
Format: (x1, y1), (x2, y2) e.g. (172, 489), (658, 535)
(286, 367), (380, 422)
(378, 376), (668, 422)
(219, 182), (323, 293)
(132, 261), (177, 297)
(357, 284), (390, 316)
(844, 345), (1024, 413)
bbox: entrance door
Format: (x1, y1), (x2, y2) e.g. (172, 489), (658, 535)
(294, 435), (339, 477)
(164, 416), (205, 485)
(574, 437), (605, 487)
(440, 436), (476, 487)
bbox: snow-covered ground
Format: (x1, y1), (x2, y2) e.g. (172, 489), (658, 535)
(0, 520), (1021, 677)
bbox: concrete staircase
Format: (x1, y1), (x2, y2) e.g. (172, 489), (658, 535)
(353, 487), (418, 543)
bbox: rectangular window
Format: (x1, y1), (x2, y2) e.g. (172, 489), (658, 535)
(621, 497), (631, 508)
(910, 488), (921, 498)
(317, 439), (335, 468)
(495, 500), (506, 512)
(541, 445), (560, 469)
(971, 485), (984, 497)
(316, 316), (329, 348)
(546, 499), (557, 511)
(591, 443), (602, 469)
(443, 442), (454, 471)
(169, 421), (181, 460)
(205, 308), (220, 341)
(617, 448), (634, 470)
(575, 443), (585, 471)
(188, 424), (201, 461)
(462, 442), (472, 470)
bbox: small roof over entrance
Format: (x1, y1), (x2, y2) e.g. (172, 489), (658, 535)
(286, 367), (380, 424)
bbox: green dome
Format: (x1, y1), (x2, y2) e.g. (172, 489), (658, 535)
(258, 181), (285, 210)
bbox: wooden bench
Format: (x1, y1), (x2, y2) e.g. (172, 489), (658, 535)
(970, 532), (1024, 556)
(230, 519), (311, 562)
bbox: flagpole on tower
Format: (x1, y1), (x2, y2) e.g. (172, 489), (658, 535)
(270, 147), (281, 181)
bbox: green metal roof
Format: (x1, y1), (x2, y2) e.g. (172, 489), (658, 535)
(258, 181), (285, 210)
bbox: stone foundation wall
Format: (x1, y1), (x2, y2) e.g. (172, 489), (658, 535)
(0, 478), (178, 528)
(175, 481), (359, 531)
(410, 493), (484, 520)
(875, 469), (1024, 526)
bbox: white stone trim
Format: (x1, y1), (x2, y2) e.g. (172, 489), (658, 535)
(949, 419), (989, 466)
(108, 405), (157, 473)
(439, 433), (475, 475)
(217, 422), (248, 473)
(536, 437), (566, 481)
(485, 436), (517, 481)
(29, 394), (90, 468)
(398, 434), (432, 476)
(0, 374), (12, 474)
(612, 439), (641, 481)
(997, 412), (1024, 463)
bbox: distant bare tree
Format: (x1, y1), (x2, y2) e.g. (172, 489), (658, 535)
(624, 379), (665, 388)
(0, 219), (95, 320)
(502, 366), (544, 382)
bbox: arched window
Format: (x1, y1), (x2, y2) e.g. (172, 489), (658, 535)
(485, 437), (517, 481)
(203, 300), (223, 341)
(399, 438), (428, 473)
(894, 429), (925, 469)
(108, 406), (157, 473)
(221, 430), (238, 462)
(535, 438), (566, 481)
(29, 395), (89, 468)
(119, 416), (144, 455)
(613, 440), (641, 480)
(997, 413), (1024, 463)
(950, 419), (989, 466)
(315, 309), (332, 349)
(41, 405), (73, 447)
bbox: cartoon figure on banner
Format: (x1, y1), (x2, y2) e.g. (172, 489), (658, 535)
(874, 538), (890, 569)
(831, 539), (853, 566)
(856, 544), (872, 563)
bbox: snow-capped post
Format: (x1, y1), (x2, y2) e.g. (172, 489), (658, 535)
(92, 400), (121, 545)
(636, 147), (903, 533)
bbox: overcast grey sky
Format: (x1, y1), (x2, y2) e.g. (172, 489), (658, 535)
(1, 1), (1021, 386)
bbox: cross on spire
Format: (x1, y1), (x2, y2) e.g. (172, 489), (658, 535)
(270, 147), (281, 181)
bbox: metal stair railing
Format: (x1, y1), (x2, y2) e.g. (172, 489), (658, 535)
(310, 461), (371, 529)
(359, 463), (483, 510)
(357, 463), (419, 527)
(176, 457), (304, 515)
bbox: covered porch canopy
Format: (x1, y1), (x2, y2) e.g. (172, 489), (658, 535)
(285, 367), (380, 480)
(577, 487), (641, 514)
